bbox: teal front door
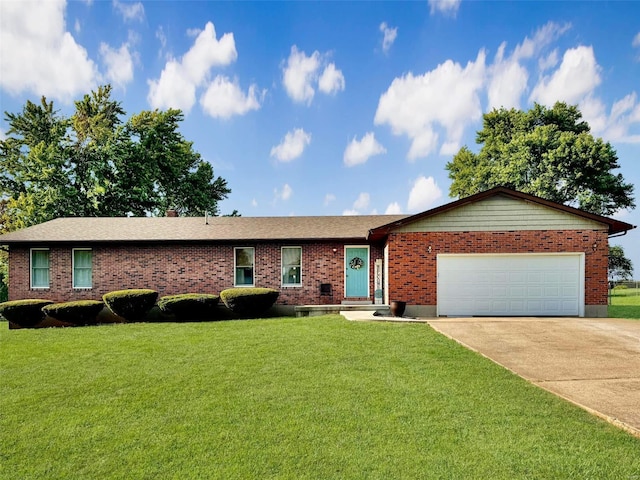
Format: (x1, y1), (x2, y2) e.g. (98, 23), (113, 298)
(345, 247), (369, 297)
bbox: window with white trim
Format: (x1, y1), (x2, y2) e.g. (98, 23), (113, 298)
(282, 247), (302, 286)
(234, 247), (254, 286)
(73, 249), (92, 289)
(30, 249), (50, 289)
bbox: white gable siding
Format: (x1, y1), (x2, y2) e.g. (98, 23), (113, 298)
(394, 195), (606, 232)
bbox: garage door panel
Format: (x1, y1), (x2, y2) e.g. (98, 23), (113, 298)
(438, 254), (583, 316)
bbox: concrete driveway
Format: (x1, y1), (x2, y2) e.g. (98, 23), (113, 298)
(427, 317), (640, 437)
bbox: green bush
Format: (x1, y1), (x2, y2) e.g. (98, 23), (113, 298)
(157, 293), (220, 321)
(103, 289), (158, 321)
(0, 299), (53, 327)
(42, 300), (104, 326)
(219, 288), (279, 317)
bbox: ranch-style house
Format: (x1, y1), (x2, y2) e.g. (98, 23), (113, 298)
(1, 187), (635, 317)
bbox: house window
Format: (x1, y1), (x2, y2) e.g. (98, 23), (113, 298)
(73, 249), (92, 289)
(235, 247), (254, 286)
(282, 247), (302, 286)
(30, 249), (50, 289)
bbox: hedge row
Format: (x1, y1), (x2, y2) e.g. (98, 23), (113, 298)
(0, 288), (279, 328)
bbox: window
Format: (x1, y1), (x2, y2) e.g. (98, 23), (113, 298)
(235, 247), (254, 286)
(282, 247), (302, 286)
(73, 249), (92, 288)
(30, 249), (50, 289)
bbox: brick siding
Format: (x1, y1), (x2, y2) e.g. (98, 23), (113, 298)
(386, 230), (609, 307)
(8, 242), (384, 305)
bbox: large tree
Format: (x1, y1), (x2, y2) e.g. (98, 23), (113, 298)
(0, 85), (231, 231)
(446, 102), (635, 216)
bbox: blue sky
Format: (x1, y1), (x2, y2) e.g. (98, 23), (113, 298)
(1, 0), (639, 271)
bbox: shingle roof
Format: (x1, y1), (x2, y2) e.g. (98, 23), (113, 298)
(0, 214), (409, 244)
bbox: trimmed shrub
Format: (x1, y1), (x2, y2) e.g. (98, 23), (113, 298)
(103, 289), (158, 321)
(0, 299), (53, 327)
(157, 293), (220, 321)
(42, 300), (104, 326)
(220, 288), (279, 317)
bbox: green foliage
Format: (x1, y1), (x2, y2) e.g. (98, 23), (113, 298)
(220, 287), (279, 316)
(446, 102), (635, 216)
(103, 289), (158, 321)
(0, 299), (53, 326)
(0, 85), (232, 232)
(42, 300), (104, 326)
(609, 245), (634, 282)
(0, 251), (7, 303)
(157, 293), (220, 321)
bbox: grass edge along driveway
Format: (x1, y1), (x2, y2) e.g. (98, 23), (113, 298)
(1, 316), (639, 479)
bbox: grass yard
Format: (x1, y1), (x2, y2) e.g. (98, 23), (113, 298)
(609, 287), (640, 319)
(1, 316), (639, 479)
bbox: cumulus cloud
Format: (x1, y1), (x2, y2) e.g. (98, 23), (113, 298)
(270, 128), (312, 162)
(375, 51), (486, 159)
(112, 0), (144, 22)
(343, 132), (386, 166)
(428, 0), (461, 17)
(582, 93), (640, 144)
(0, 0), (98, 102)
(274, 184), (293, 202)
(379, 22), (397, 54)
(200, 76), (262, 119)
(147, 21), (238, 113)
(99, 42), (134, 89)
(342, 192), (371, 216)
(530, 46), (601, 106)
(407, 176), (442, 212)
(488, 22), (570, 110)
(318, 63), (345, 95)
(385, 202), (402, 214)
(324, 193), (336, 206)
(282, 46), (345, 104)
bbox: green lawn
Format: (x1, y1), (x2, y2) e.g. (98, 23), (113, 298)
(609, 287), (640, 319)
(1, 316), (639, 479)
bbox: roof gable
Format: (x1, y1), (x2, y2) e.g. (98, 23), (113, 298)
(369, 187), (635, 239)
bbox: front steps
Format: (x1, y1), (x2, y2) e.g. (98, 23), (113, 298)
(294, 304), (390, 318)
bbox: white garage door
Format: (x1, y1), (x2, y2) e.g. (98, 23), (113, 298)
(437, 254), (584, 317)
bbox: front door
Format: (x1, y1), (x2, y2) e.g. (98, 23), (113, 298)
(345, 247), (369, 298)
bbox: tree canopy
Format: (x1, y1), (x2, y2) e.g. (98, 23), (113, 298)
(608, 245), (633, 283)
(446, 102), (635, 216)
(0, 85), (231, 232)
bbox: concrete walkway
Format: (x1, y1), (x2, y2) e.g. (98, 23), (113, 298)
(427, 317), (640, 437)
(341, 310), (640, 436)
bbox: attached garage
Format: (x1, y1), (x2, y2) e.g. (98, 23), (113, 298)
(437, 254), (584, 317)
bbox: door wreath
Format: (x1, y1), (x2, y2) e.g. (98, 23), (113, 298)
(349, 257), (364, 270)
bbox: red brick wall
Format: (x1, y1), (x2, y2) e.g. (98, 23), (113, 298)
(386, 230), (609, 307)
(8, 242), (385, 305)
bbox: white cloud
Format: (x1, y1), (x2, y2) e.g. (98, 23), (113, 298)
(282, 46), (321, 104)
(282, 45), (345, 104)
(539, 49), (559, 71)
(270, 128), (312, 162)
(342, 209), (359, 216)
(99, 42), (134, 89)
(582, 93), (640, 144)
(385, 202), (402, 214)
(407, 176), (442, 212)
(251, 199), (258, 207)
(318, 63), (345, 95)
(353, 192), (370, 211)
(112, 0), (144, 22)
(428, 0), (461, 17)
(379, 22), (397, 53)
(147, 21), (237, 113)
(633, 32), (640, 48)
(487, 22), (570, 110)
(274, 184), (293, 201)
(200, 76), (262, 119)
(530, 45), (601, 106)
(0, 0), (98, 102)
(324, 193), (336, 206)
(375, 51), (486, 160)
(343, 132), (386, 166)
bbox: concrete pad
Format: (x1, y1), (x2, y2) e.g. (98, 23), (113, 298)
(427, 317), (640, 437)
